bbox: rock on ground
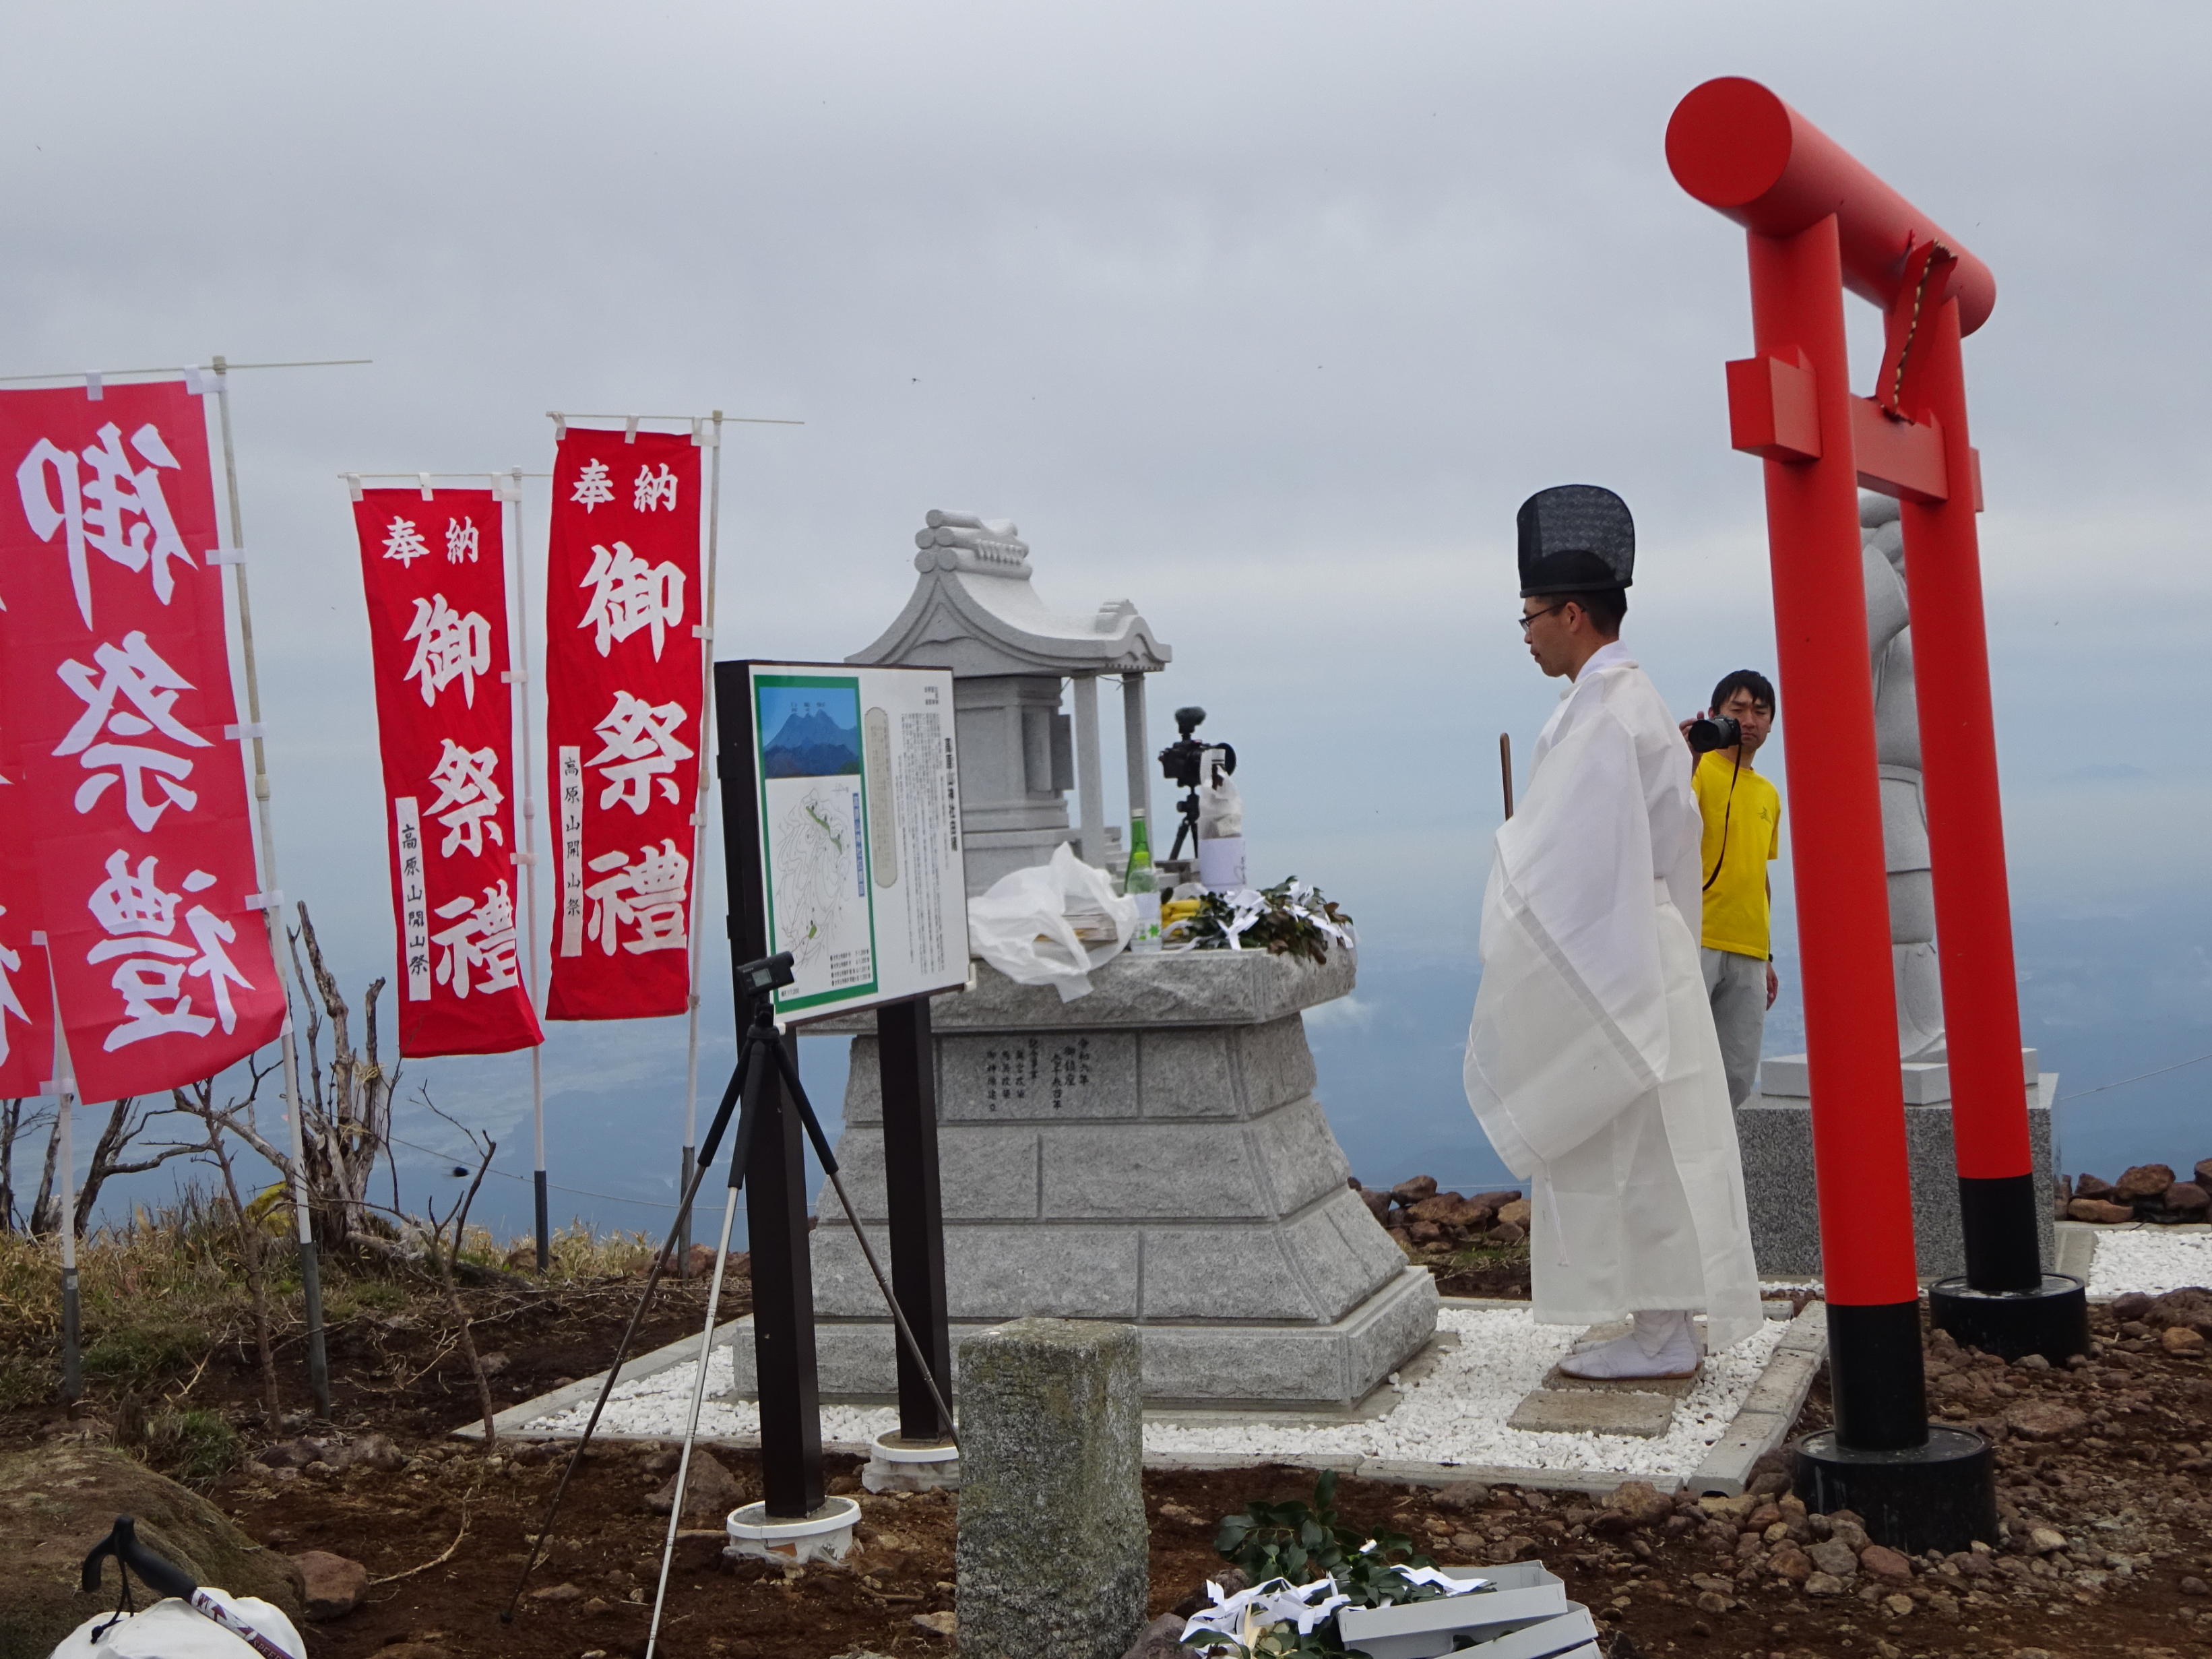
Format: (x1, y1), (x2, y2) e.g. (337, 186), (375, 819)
(0, 1443), (303, 1658)
(643, 1448), (749, 1522)
(292, 1548), (369, 1620)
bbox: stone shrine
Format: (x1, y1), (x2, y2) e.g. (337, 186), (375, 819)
(847, 509), (1170, 891)
(1737, 494), (2056, 1278)
(719, 511), (1436, 1412)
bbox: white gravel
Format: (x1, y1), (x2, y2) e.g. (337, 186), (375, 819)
(2086, 1229), (2212, 1298)
(519, 1308), (1789, 1481)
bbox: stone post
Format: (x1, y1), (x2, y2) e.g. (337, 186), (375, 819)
(1121, 672), (1152, 840)
(1071, 672), (1107, 865)
(955, 1318), (1147, 1659)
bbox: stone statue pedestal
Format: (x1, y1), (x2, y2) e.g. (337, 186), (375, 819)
(720, 950), (1437, 1413)
(1737, 1048), (2058, 1279)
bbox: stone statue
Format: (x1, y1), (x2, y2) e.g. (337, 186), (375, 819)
(1861, 493), (1945, 1061)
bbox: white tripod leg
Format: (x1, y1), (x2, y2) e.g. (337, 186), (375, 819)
(643, 1179), (745, 1659)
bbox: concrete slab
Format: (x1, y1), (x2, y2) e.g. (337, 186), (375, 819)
(474, 1299), (1827, 1501)
(1540, 1362), (1701, 1399)
(1507, 1389), (1676, 1438)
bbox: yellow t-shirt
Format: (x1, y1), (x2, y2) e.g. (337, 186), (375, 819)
(1693, 751), (1781, 959)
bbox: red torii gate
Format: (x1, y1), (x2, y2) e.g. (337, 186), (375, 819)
(1667, 77), (2085, 1548)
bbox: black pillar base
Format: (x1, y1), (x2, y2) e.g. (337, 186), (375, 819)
(1793, 1425), (1996, 1555)
(1928, 1272), (2089, 1364)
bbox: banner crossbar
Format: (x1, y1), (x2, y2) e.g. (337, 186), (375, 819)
(0, 357), (371, 385)
(548, 410), (802, 425)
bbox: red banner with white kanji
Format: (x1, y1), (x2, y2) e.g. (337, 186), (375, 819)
(0, 724), (57, 1096)
(352, 487), (542, 1058)
(543, 429), (704, 1020)
(0, 380), (286, 1101)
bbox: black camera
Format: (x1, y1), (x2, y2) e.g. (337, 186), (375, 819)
(1684, 714), (1742, 755)
(1158, 706), (1235, 791)
(1158, 707), (1236, 863)
(735, 951), (796, 999)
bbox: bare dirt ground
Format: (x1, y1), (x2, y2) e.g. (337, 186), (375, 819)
(11, 1230), (2212, 1659)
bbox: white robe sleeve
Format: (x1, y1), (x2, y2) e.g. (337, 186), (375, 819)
(1463, 699), (1670, 1166)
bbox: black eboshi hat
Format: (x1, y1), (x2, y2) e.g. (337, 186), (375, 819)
(1516, 484), (1635, 596)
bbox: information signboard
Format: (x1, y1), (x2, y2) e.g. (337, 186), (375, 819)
(720, 660), (968, 1023)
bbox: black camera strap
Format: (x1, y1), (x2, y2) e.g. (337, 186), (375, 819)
(1701, 749), (1743, 894)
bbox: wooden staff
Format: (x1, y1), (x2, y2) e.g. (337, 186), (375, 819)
(1498, 732), (1515, 819)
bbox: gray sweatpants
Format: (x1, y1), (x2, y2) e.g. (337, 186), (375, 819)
(1700, 947), (1767, 1108)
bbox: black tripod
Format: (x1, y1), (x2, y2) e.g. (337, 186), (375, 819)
(505, 954), (954, 1648)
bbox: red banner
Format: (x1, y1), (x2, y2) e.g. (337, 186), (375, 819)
(0, 380), (286, 1102)
(352, 487), (542, 1058)
(543, 429), (704, 1020)
(0, 744), (57, 1096)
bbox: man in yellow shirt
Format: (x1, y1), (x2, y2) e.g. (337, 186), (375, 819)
(1687, 670), (1781, 1106)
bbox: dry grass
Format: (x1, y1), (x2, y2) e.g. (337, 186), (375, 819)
(0, 1199), (666, 1414)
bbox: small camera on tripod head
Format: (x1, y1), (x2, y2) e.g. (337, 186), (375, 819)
(735, 951), (797, 999)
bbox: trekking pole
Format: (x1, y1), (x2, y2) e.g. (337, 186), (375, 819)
(500, 1053), (751, 1622)
(82, 1515), (302, 1659)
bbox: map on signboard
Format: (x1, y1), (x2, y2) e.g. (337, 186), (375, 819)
(754, 677), (877, 1005)
(775, 785), (860, 968)
(744, 664), (968, 1022)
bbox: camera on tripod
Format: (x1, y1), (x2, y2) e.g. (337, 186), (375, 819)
(735, 951), (797, 1000)
(1684, 714), (1742, 755)
(1158, 706), (1235, 863)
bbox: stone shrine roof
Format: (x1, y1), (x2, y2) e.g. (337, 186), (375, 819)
(848, 509), (1171, 678)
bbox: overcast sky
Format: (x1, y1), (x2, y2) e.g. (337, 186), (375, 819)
(5, 2), (2208, 1222)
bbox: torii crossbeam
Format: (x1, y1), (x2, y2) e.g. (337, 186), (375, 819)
(1668, 77), (2087, 1551)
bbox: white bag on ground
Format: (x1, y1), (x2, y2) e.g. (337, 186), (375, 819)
(966, 842), (1137, 1001)
(49, 1591), (304, 1658)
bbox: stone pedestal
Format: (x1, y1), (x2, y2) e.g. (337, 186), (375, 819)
(1738, 1048), (2056, 1279)
(954, 1319), (1148, 1659)
(722, 950), (1437, 1412)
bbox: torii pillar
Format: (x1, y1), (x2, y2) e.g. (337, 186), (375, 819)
(1668, 77), (2085, 1548)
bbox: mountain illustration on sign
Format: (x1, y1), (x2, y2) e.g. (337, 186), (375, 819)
(762, 700), (861, 778)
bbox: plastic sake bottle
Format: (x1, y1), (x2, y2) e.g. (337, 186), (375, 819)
(1125, 809), (1162, 954)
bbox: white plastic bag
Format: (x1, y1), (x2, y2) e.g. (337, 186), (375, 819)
(49, 1591), (304, 1658)
(1197, 761), (1243, 838)
(1196, 761), (1246, 887)
(966, 842), (1137, 1001)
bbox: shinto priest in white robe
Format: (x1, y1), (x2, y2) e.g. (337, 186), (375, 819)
(1463, 638), (1763, 1353)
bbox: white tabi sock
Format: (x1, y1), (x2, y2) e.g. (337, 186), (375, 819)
(1556, 1309), (1699, 1380)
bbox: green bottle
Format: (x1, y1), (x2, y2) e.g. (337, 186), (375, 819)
(1125, 809), (1162, 954)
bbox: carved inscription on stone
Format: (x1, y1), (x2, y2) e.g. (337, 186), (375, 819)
(946, 1031), (1131, 1119)
(981, 1036), (1096, 1112)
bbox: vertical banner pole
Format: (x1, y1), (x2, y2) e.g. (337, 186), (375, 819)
(42, 947), (81, 1400)
(677, 412), (726, 1274)
(58, 1082), (80, 1400)
(505, 468), (552, 1273)
(210, 355), (330, 1416)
